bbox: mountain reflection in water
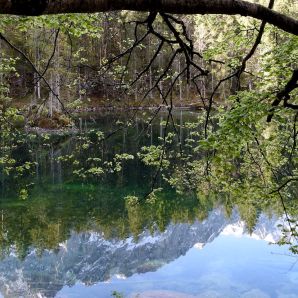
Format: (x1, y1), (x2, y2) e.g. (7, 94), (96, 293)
(0, 209), (296, 298)
(0, 111), (297, 297)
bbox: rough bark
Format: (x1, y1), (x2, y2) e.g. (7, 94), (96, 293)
(0, 0), (297, 35)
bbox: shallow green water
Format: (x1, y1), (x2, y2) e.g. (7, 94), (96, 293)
(0, 110), (297, 298)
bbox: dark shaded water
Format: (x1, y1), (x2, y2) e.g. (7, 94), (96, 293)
(0, 110), (297, 298)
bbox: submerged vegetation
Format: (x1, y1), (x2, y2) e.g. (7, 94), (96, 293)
(0, 111), (297, 258)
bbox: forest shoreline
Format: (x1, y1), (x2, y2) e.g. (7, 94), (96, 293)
(24, 105), (208, 133)
(68, 103), (207, 113)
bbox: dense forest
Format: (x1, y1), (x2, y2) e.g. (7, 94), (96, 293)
(0, 0), (297, 257)
(0, 1), (295, 117)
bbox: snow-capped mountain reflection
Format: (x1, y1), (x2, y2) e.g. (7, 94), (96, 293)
(0, 209), (283, 297)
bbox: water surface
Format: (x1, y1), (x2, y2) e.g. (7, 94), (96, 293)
(0, 110), (297, 297)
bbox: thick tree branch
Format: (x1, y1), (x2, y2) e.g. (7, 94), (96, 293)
(267, 69), (298, 122)
(0, 0), (297, 35)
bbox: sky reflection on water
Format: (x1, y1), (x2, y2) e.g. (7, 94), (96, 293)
(57, 224), (298, 298)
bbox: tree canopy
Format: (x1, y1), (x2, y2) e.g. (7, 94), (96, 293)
(0, 0), (297, 254)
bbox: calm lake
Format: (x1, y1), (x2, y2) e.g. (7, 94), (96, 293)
(0, 110), (297, 298)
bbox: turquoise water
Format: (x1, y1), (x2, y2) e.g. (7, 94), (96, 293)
(0, 110), (297, 297)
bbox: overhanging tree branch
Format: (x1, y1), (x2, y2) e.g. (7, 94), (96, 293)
(236, 0), (275, 90)
(0, 0), (297, 35)
(267, 69), (298, 122)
